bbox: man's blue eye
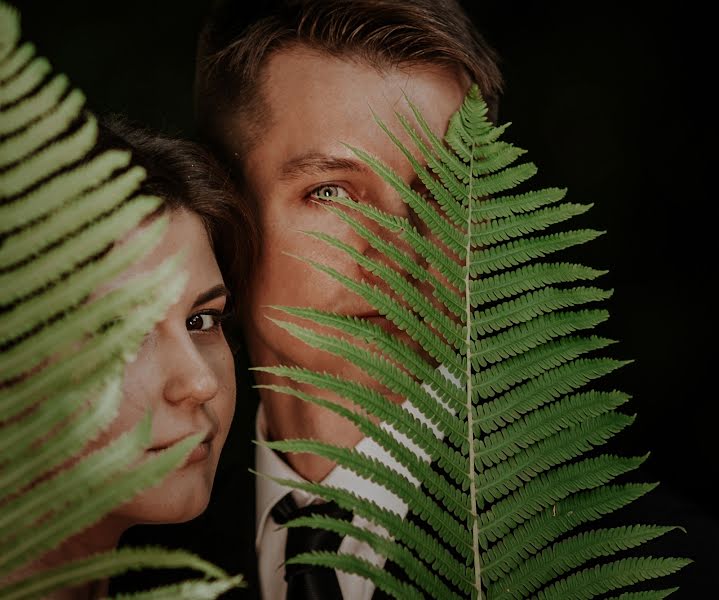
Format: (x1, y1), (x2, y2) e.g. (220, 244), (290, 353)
(310, 185), (350, 201)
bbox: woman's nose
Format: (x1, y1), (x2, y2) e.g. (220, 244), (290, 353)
(162, 336), (219, 406)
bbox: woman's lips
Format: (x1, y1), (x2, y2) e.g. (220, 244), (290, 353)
(148, 428), (216, 466)
(183, 440), (211, 466)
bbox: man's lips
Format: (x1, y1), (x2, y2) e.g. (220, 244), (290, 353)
(358, 312), (403, 335)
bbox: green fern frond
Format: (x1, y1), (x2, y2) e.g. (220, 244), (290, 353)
(0, 3), (20, 61)
(349, 141), (466, 255)
(257, 473), (475, 592)
(0, 4), (241, 597)
(0, 69), (68, 135)
(489, 525), (679, 598)
(406, 96), (524, 179)
(286, 514), (463, 600)
(257, 383), (468, 507)
(470, 188), (566, 220)
(328, 194), (466, 289)
(0, 192), (161, 301)
(288, 258), (462, 372)
(2, 259), (185, 421)
(302, 228), (463, 348)
(604, 590), (679, 600)
(472, 286), (612, 336)
(1, 430), (201, 576)
(469, 230), (604, 278)
(2, 252), (180, 379)
(313, 203), (467, 327)
(475, 360), (625, 433)
(265, 318), (466, 444)
(270, 306), (462, 403)
(476, 412), (635, 503)
(290, 551), (420, 599)
(0, 53), (49, 107)
(477, 454), (648, 546)
(0, 547), (236, 600)
(0, 169), (148, 268)
(0, 216), (166, 350)
(472, 309), (610, 368)
(474, 336), (620, 400)
(0, 40), (33, 81)
(470, 203), (591, 246)
(266, 438), (472, 554)
(481, 483), (660, 581)
(476, 390), (631, 465)
(1, 113), (98, 196)
(532, 557), (691, 600)
(0, 149), (132, 233)
(0, 87), (86, 169)
(263, 82), (686, 598)
(253, 377), (467, 485)
(105, 577), (246, 600)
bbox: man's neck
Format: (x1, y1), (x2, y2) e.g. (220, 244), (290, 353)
(256, 373), (365, 482)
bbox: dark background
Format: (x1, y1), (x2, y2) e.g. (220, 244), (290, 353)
(11, 1), (716, 597)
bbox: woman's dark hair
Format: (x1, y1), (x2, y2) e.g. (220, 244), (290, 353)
(96, 115), (259, 308)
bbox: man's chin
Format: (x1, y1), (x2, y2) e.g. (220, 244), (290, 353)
(328, 361), (410, 405)
(349, 332), (437, 383)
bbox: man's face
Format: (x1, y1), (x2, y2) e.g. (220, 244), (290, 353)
(241, 46), (468, 387)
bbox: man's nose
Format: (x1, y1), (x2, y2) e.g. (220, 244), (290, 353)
(162, 335), (219, 406)
(350, 195), (423, 304)
(356, 183), (423, 286)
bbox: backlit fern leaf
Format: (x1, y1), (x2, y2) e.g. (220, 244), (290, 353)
(258, 82), (689, 598)
(0, 4), (241, 597)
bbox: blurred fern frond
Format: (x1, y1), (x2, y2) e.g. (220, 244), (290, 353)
(0, 3), (241, 597)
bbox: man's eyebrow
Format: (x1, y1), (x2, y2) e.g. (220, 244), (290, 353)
(192, 284), (230, 309)
(279, 152), (370, 181)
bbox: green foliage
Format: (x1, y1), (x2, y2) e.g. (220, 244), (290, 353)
(256, 87), (689, 596)
(0, 4), (241, 597)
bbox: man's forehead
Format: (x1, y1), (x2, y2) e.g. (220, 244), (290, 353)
(236, 45), (468, 182)
(229, 45), (466, 152)
(258, 49), (465, 134)
(259, 44), (467, 95)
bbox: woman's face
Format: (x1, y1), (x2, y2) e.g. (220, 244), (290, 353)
(93, 208), (236, 526)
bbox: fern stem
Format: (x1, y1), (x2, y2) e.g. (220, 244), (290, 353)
(466, 145), (483, 600)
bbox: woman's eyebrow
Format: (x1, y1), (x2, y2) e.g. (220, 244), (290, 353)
(279, 152), (370, 181)
(192, 284), (230, 309)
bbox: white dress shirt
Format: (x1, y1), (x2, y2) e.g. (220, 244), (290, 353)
(255, 367), (456, 600)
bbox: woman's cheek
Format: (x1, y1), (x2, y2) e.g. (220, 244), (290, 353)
(208, 341), (236, 426)
(118, 350), (157, 427)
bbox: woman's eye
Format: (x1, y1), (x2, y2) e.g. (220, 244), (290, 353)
(186, 313), (218, 332)
(309, 185), (351, 201)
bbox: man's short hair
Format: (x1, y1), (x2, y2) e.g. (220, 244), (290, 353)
(195, 0), (503, 160)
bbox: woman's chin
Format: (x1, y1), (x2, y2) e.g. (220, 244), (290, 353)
(116, 481), (213, 526)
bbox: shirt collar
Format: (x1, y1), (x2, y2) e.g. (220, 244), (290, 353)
(254, 365), (459, 550)
(254, 402), (414, 549)
(254, 404), (315, 549)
